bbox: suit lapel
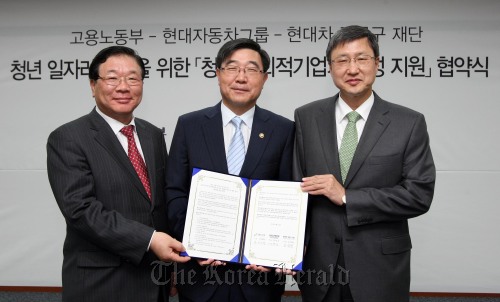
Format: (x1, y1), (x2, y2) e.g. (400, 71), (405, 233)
(89, 110), (151, 203)
(201, 104), (228, 173)
(315, 96), (342, 181)
(345, 94), (391, 186)
(240, 106), (273, 177)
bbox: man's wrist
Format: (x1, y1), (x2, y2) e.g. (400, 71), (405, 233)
(147, 230), (156, 251)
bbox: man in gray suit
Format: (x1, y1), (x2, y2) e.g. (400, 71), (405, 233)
(47, 46), (189, 302)
(293, 25), (436, 302)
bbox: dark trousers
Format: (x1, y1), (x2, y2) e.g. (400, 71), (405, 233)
(178, 283), (246, 302)
(321, 245), (353, 302)
(159, 285), (168, 302)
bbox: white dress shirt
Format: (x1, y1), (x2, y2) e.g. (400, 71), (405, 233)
(221, 102), (254, 155)
(95, 106), (146, 162)
(335, 93), (374, 150)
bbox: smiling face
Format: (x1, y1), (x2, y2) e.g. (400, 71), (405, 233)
(329, 37), (379, 108)
(90, 54), (143, 124)
(216, 48), (268, 116)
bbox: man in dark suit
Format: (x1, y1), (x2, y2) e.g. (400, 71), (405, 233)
(47, 46), (189, 302)
(293, 26), (436, 302)
(166, 38), (295, 302)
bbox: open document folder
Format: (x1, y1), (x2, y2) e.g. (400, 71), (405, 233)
(180, 168), (308, 271)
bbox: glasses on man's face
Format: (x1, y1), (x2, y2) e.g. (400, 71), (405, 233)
(97, 75), (142, 86)
(219, 65), (264, 77)
(331, 55), (376, 69)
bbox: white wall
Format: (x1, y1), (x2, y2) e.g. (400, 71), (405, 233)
(1, 0), (499, 293)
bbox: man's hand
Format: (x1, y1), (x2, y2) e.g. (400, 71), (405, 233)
(150, 232), (190, 263)
(197, 258), (225, 267)
(275, 267), (297, 276)
(301, 174), (345, 206)
(245, 264), (272, 272)
(246, 264), (297, 275)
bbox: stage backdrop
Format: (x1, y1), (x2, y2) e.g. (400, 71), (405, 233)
(1, 0), (499, 293)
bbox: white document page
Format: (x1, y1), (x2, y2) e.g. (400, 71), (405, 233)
(243, 180), (308, 270)
(182, 169), (247, 261)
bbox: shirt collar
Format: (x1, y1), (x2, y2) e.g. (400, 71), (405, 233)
(95, 106), (137, 135)
(335, 93), (374, 124)
(221, 102), (255, 129)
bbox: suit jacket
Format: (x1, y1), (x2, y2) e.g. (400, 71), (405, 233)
(166, 103), (295, 302)
(47, 108), (170, 302)
(293, 93), (435, 302)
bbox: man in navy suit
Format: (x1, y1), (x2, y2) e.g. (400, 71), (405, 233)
(47, 46), (189, 302)
(166, 38), (295, 302)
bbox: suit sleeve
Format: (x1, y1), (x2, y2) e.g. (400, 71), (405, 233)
(47, 128), (154, 265)
(278, 120), (295, 181)
(292, 109), (311, 247)
(165, 117), (190, 241)
(292, 109), (305, 181)
(346, 113), (436, 226)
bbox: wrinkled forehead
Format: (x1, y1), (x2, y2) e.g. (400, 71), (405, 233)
(331, 38), (375, 56)
(223, 48), (263, 67)
(100, 54), (142, 74)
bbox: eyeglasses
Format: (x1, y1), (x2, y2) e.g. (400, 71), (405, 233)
(331, 55), (376, 68)
(220, 65), (264, 77)
(97, 75), (142, 86)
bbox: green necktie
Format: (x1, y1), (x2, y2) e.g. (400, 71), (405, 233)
(339, 111), (361, 183)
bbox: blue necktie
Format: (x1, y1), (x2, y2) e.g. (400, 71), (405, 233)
(227, 117), (245, 175)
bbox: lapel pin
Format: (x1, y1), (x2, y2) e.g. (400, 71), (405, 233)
(259, 133), (265, 139)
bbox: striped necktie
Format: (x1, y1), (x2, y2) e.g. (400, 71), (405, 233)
(227, 117), (245, 175)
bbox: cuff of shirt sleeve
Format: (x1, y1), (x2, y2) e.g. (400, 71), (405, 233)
(342, 195), (346, 204)
(147, 230), (156, 251)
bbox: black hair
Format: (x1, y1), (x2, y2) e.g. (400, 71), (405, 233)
(215, 38), (270, 72)
(326, 25), (380, 64)
(88, 46), (146, 80)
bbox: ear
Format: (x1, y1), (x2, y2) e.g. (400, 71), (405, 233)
(215, 68), (221, 86)
(263, 72), (269, 82)
(90, 79), (96, 97)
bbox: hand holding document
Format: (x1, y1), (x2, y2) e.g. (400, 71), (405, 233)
(181, 169), (308, 271)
